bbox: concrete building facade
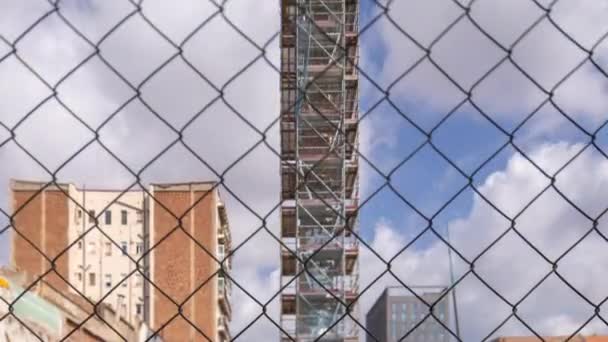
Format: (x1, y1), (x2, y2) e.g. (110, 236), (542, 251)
(0, 267), (157, 342)
(365, 287), (450, 342)
(9, 180), (231, 342)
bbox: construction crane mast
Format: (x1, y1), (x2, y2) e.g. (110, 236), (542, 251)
(280, 0), (360, 341)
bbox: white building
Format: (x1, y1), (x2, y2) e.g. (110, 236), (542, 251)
(68, 188), (146, 325)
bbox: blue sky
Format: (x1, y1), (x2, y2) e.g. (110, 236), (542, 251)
(2, 0), (608, 340)
(355, 0), (608, 248)
(357, 0), (504, 245)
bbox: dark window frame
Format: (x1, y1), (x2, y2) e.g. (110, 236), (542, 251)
(105, 210), (112, 225)
(121, 210), (128, 225)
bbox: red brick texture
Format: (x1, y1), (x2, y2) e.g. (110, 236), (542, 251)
(152, 189), (218, 342)
(11, 189), (70, 291)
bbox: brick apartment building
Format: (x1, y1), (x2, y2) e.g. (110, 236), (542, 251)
(9, 180), (232, 341)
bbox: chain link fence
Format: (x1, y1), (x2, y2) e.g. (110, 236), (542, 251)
(1, 0), (608, 341)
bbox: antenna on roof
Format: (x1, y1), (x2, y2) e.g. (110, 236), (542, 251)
(447, 222), (462, 340)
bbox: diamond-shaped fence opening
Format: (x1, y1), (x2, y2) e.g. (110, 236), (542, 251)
(0, 0), (608, 341)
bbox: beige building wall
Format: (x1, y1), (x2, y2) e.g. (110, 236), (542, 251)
(10, 180), (232, 340)
(67, 188), (146, 325)
(10, 181), (145, 325)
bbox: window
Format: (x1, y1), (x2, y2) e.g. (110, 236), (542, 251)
(104, 242), (112, 256)
(121, 241), (128, 255)
(136, 211), (143, 223)
(88, 210), (95, 223)
(218, 244), (225, 260)
(88, 273), (96, 286)
(75, 272), (82, 282)
(104, 210), (112, 225)
(104, 274), (112, 288)
(218, 277), (225, 295)
(121, 303), (127, 316)
(77, 241), (82, 249)
(136, 303), (143, 316)
(121, 273), (128, 288)
(88, 241), (96, 255)
(135, 274), (142, 287)
(136, 242), (143, 255)
(121, 210), (127, 225)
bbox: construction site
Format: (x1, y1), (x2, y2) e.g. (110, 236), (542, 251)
(280, 0), (360, 341)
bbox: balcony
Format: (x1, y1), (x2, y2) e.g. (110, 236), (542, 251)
(217, 224), (231, 243)
(218, 315), (231, 342)
(218, 277), (232, 319)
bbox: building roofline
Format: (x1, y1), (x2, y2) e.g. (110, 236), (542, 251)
(384, 285), (449, 299)
(366, 285), (450, 317)
(10, 179), (220, 193)
(10, 179), (70, 192)
(149, 181), (218, 192)
(10, 179), (143, 193)
(384, 285), (448, 290)
(365, 288), (389, 319)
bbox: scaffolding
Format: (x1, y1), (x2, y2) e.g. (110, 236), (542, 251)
(280, 0), (359, 341)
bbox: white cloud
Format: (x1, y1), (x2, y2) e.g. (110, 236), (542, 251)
(360, 142), (608, 340)
(370, 0), (608, 132)
(0, 1), (280, 339)
(2, 0), (608, 340)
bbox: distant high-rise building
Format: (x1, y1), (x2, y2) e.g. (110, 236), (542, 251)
(10, 180), (232, 342)
(365, 287), (450, 342)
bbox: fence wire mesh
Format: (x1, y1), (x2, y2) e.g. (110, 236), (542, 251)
(0, 0), (608, 341)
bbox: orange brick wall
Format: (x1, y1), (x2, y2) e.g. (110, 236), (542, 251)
(11, 189), (70, 291)
(44, 191), (70, 290)
(152, 189), (218, 342)
(192, 190), (218, 341)
(588, 337), (608, 342)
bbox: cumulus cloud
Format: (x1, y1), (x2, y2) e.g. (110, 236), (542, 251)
(360, 142), (608, 340)
(367, 0), (608, 132)
(2, 0), (608, 340)
(0, 0), (281, 339)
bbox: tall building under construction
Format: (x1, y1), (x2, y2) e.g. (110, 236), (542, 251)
(280, 0), (360, 340)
